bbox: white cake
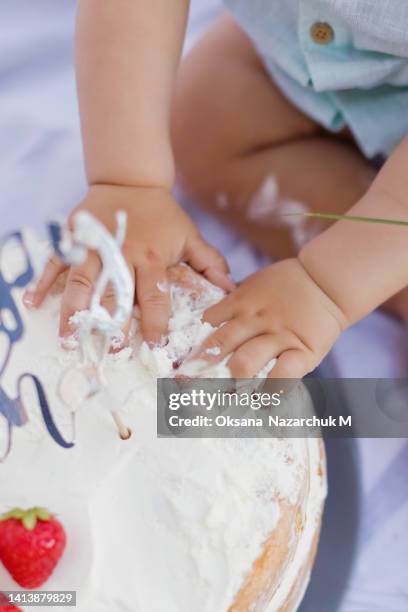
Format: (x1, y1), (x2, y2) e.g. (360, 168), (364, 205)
(0, 252), (326, 612)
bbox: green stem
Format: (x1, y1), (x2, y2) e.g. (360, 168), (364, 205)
(281, 211), (408, 228)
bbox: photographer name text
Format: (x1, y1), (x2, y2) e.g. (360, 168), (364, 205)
(168, 415), (352, 428)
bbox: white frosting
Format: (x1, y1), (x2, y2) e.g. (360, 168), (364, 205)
(0, 247), (326, 612)
(246, 176), (320, 249)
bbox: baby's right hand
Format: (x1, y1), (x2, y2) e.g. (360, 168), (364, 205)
(23, 184), (233, 345)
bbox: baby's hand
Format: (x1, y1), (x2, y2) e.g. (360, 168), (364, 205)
(194, 259), (347, 378)
(24, 185), (233, 345)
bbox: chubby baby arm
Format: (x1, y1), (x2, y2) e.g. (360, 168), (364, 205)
(24, 0), (232, 345)
(196, 134), (408, 378)
(299, 134), (408, 325)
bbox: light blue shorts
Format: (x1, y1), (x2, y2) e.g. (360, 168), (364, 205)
(224, 0), (408, 160)
(264, 62), (408, 161)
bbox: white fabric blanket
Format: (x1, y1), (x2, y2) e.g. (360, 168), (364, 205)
(0, 1), (407, 610)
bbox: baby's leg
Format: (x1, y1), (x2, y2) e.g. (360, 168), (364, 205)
(172, 14), (375, 259)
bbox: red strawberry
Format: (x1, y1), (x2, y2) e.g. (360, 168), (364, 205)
(0, 591), (22, 611)
(0, 507), (66, 589)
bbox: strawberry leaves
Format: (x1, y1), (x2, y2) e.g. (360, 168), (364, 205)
(0, 507), (51, 531)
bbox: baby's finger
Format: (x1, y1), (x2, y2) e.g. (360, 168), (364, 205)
(59, 252), (101, 340)
(136, 264), (170, 345)
(185, 238), (235, 292)
(100, 266), (135, 351)
(193, 318), (255, 363)
(205, 267), (236, 292)
(227, 335), (280, 378)
(203, 294), (236, 327)
(268, 349), (312, 379)
(23, 256), (66, 309)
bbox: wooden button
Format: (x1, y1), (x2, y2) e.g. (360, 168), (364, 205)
(310, 22), (334, 45)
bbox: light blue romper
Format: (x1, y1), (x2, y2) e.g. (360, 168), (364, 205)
(223, 0), (408, 159)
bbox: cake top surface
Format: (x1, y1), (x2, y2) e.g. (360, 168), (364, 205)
(0, 242), (324, 611)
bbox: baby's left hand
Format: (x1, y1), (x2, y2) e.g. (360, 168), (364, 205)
(194, 259), (347, 378)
